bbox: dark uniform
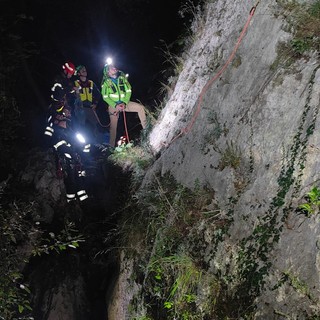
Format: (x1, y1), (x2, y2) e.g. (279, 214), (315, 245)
(44, 63), (90, 203)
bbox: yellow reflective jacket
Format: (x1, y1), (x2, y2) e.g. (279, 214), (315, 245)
(74, 79), (100, 108)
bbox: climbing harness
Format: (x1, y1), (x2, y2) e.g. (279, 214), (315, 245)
(164, 0), (261, 148)
(54, 144), (84, 180)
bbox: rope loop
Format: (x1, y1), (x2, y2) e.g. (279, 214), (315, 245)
(163, 1), (260, 149)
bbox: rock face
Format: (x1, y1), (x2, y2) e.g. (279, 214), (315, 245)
(109, 0), (320, 318)
(16, 147), (117, 319)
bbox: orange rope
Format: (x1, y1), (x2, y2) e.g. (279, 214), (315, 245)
(166, 2), (260, 147)
(92, 108), (110, 128)
(122, 111), (130, 143)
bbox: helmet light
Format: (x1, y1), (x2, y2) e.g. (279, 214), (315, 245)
(76, 133), (86, 144)
(105, 57), (113, 65)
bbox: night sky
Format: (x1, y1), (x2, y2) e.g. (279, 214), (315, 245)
(2, 0), (200, 146)
(11, 0), (198, 104)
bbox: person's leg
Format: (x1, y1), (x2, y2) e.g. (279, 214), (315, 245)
(74, 104), (85, 131)
(84, 108), (98, 142)
(126, 101), (147, 128)
(75, 160), (88, 202)
(85, 108), (98, 129)
(62, 153), (77, 203)
(108, 106), (119, 147)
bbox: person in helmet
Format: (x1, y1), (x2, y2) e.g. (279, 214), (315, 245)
(44, 61), (90, 203)
(45, 61), (77, 137)
(101, 61), (147, 147)
(50, 61), (77, 117)
(44, 102), (90, 203)
(74, 65), (102, 142)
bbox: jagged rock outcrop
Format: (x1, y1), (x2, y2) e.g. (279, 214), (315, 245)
(12, 147), (119, 319)
(109, 0), (320, 318)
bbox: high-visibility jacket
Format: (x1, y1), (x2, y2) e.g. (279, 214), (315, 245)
(101, 72), (132, 108)
(74, 79), (100, 108)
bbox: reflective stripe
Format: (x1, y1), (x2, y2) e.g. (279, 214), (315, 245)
(82, 144), (90, 153)
(79, 194), (88, 201)
(64, 153), (72, 159)
(51, 83), (62, 91)
(109, 93), (126, 99)
(66, 193), (76, 202)
(53, 140), (68, 149)
(44, 126), (54, 136)
(78, 170), (86, 177)
(77, 190), (86, 196)
(77, 190), (88, 201)
(65, 63), (74, 73)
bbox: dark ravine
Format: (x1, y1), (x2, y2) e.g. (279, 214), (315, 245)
(106, 0), (320, 318)
(8, 146), (131, 319)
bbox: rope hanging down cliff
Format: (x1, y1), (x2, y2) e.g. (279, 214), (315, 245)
(165, 0), (261, 148)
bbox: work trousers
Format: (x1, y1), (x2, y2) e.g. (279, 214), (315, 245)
(108, 101), (147, 147)
(74, 100), (99, 142)
(53, 126), (89, 203)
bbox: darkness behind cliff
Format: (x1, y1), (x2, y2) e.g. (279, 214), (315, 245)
(2, 0), (201, 149)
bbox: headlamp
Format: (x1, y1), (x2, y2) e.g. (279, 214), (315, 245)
(76, 133), (86, 144)
(105, 57), (113, 65)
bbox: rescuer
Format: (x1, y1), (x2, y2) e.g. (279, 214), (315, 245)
(44, 61), (90, 203)
(101, 57), (147, 147)
(74, 65), (102, 142)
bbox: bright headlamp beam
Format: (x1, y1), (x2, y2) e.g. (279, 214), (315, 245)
(76, 133), (86, 143)
(105, 57), (113, 65)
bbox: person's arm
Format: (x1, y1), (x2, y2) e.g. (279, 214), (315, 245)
(121, 75), (132, 105)
(51, 80), (65, 104)
(101, 81), (117, 108)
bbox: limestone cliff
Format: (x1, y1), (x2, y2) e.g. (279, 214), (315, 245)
(109, 0), (320, 319)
